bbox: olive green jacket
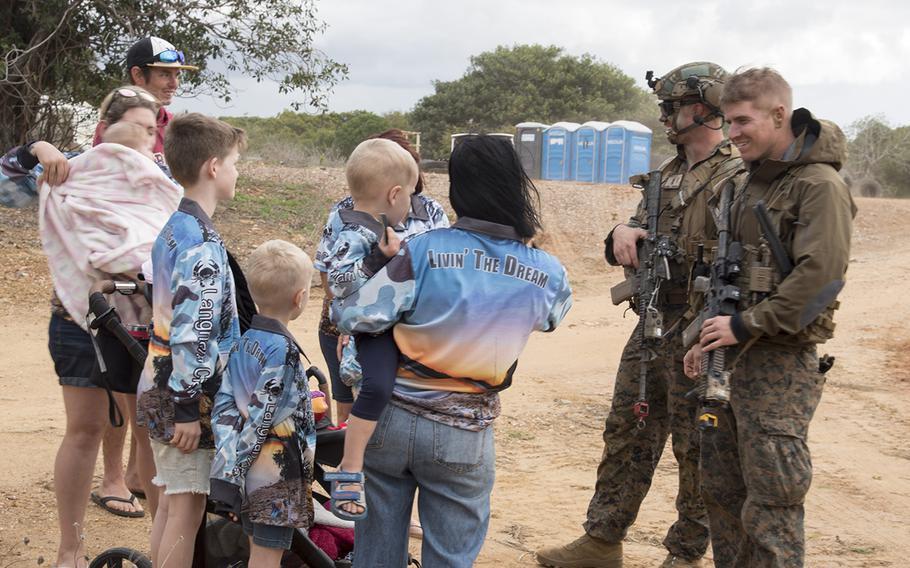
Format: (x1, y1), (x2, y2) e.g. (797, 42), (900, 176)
(729, 108), (857, 346)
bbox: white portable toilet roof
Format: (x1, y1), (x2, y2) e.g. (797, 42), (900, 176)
(581, 120), (611, 131)
(608, 120), (652, 134)
(516, 121), (549, 129)
(548, 121), (581, 132)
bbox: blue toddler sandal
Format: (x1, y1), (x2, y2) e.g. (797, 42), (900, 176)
(324, 470), (367, 521)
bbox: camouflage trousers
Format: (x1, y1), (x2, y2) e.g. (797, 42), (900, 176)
(584, 316), (710, 560)
(699, 344), (824, 568)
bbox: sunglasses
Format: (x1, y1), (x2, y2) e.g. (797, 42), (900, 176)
(155, 49), (186, 64)
(116, 88), (158, 103)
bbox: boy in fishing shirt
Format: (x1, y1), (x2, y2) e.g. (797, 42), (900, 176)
(136, 113), (245, 568)
(210, 240), (318, 567)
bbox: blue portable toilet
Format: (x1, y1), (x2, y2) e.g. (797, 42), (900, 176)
(602, 121), (653, 183)
(574, 121), (610, 183)
(542, 122), (580, 181)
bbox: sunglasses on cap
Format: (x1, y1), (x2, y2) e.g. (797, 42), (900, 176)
(155, 49), (186, 64)
(116, 88), (158, 103)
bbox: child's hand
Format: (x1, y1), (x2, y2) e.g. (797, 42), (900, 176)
(172, 420), (201, 453)
(378, 228), (400, 258)
(337, 334), (350, 360)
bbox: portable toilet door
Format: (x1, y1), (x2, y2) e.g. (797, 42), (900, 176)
(542, 122), (580, 181)
(602, 123), (628, 183)
(622, 122), (653, 180)
(575, 121), (610, 183)
(514, 122), (548, 179)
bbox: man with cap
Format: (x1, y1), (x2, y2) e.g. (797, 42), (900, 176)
(92, 36), (199, 153)
(536, 62), (743, 568)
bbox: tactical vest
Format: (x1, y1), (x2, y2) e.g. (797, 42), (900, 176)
(643, 142), (742, 303)
(731, 166), (839, 345)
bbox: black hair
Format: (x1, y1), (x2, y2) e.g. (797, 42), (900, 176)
(448, 135), (542, 239)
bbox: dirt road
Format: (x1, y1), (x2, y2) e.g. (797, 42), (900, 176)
(0, 170), (907, 567)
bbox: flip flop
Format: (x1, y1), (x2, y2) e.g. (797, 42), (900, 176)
(91, 491), (145, 518)
(129, 488), (147, 500)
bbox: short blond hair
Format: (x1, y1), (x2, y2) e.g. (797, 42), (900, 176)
(721, 67), (792, 113)
(102, 121), (150, 153)
(245, 240), (314, 310)
(345, 138), (418, 200)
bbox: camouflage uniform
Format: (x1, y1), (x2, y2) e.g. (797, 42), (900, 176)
(588, 141), (741, 560)
(699, 109), (856, 567)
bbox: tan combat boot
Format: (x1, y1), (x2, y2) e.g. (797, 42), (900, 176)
(658, 554), (703, 567)
(535, 534), (623, 568)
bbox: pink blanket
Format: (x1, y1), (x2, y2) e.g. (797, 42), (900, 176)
(39, 143), (181, 328)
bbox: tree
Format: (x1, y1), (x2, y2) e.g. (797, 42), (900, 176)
(0, 0), (347, 150)
(846, 115), (910, 197)
(409, 44), (654, 158)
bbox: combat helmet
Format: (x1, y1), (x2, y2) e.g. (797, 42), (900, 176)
(646, 62), (728, 142)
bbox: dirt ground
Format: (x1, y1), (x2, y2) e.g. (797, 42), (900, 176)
(0, 166), (908, 567)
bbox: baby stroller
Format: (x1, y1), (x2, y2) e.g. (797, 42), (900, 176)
(84, 279), (372, 568)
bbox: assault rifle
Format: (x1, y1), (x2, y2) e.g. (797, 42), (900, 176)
(609, 171), (674, 428)
(683, 180), (742, 429)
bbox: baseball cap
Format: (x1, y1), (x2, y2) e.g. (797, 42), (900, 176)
(126, 37), (199, 71)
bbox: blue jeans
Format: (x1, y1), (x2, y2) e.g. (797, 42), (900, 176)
(353, 404), (496, 568)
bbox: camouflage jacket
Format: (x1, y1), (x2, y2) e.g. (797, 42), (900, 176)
(314, 193), (450, 336)
(728, 108), (856, 347)
(210, 315), (317, 528)
(333, 217), (573, 430)
(605, 139), (743, 302)
(136, 198), (240, 447)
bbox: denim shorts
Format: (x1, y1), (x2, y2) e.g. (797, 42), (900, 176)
(48, 313), (97, 388)
(150, 440), (214, 494)
(318, 330), (354, 403)
(241, 513), (294, 550)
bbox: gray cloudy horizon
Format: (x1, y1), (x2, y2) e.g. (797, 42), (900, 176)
(171, 0), (910, 131)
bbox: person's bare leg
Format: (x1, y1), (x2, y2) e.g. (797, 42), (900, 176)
(54, 386), (108, 568)
(157, 492), (206, 568)
(150, 492), (169, 567)
(248, 540), (284, 568)
(123, 394), (158, 517)
(97, 392), (142, 515)
(335, 401), (353, 425)
(125, 422), (141, 492)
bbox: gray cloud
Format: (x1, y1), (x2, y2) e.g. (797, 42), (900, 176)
(171, 0), (909, 128)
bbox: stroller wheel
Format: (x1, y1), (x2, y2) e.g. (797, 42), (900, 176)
(88, 547), (152, 568)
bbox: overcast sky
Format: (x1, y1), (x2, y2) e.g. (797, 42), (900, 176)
(170, 0), (910, 130)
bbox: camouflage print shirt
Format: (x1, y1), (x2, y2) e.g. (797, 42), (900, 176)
(210, 315), (317, 528)
(314, 194), (450, 336)
(333, 217), (573, 431)
(136, 198), (240, 447)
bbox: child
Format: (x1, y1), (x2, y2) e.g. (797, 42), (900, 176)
(101, 120), (156, 159)
(210, 240), (317, 568)
(320, 138), (421, 520)
(136, 112), (245, 568)
(313, 129), (449, 431)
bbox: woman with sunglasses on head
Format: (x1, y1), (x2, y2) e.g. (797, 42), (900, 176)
(1, 85), (181, 568)
(332, 135), (573, 568)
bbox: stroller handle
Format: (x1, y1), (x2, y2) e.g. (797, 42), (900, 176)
(88, 289), (148, 364)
